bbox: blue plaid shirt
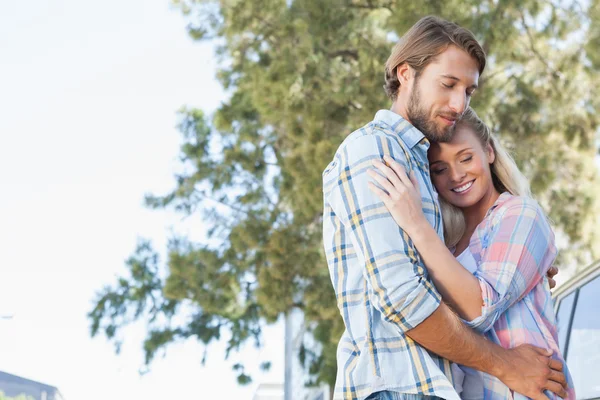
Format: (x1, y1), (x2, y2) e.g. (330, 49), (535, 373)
(322, 110), (459, 400)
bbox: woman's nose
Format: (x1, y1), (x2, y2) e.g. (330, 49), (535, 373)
(450, 167), (466, 183)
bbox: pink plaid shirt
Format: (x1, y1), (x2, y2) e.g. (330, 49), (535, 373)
(460, 192), (575, 399)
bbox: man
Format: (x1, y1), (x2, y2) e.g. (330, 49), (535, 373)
(322, 16), (566, 400)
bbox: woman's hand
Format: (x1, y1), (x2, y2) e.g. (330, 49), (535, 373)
(547, 266), (559, 290)
(369, 157), (487, 322)
(367, 155), (429, 238)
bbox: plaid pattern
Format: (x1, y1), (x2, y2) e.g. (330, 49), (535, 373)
(322, 110), (459, 400)
(366, 391), (443, 399)
(460, 192), (575, 399)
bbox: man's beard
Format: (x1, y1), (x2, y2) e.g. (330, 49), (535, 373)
(406, 78), (458, 143)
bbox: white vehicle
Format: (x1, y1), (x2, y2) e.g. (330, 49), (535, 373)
(553, 260), (600, 400)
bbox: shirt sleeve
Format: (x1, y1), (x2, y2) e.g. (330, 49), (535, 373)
(463, 197), (557, 333)
(324, 133), (441, 333)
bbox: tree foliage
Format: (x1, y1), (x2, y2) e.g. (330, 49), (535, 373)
(89, 0), (600, 388)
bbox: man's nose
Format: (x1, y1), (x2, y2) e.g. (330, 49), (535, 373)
(449, 91), (467, 115)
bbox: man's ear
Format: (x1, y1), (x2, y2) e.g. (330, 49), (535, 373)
(396, 63), (412, 86)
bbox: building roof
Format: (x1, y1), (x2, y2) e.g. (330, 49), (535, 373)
(0, 371), (63, 400)
(252, 382), (284, 400)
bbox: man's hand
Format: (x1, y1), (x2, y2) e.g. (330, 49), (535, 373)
(406, 304), (570, 399)
(496, 344), (568, 399)
(547, 266), (559, 290)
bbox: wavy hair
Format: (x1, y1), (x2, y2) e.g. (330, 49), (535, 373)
(439, 107), (532, 248)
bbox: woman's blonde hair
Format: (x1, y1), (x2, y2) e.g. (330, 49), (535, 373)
(439, 107), (532, 248)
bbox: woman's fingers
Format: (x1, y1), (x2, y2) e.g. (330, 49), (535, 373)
(367, 169), (397, 196)
(372, 159), (403, 188)
(369, 156), (421, 203)
(409, 170), (421, 198)
(383, 155), (411, 186)
(368, 182), (392, 208)
(547, 266), (559, 290)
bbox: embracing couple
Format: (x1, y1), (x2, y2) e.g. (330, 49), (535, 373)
(322, 16), (575, 400)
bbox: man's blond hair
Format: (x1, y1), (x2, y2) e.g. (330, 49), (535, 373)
(384, 16), (486, 100)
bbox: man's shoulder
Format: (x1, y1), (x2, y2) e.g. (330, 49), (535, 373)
(322, 119), (410, 177)
(339, 118), (404, 150)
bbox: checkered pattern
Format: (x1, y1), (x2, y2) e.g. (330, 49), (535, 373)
(461, 193), (575, 399)
(366, 391), (443, 399)
(322, 110), (460, 400)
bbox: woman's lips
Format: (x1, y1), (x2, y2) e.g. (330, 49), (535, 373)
(451, 180), (475, 195)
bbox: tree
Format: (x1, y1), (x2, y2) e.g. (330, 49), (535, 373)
(88, 0), (600, 389)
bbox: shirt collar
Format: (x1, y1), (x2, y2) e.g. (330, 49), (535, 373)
(485, 191), (513, 218)
(373, 109), (427, 149)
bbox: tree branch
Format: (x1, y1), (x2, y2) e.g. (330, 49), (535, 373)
(328, 49), (359, 60)
(519, 10), (564, 86)
(195, 190), (250, 215)
(346, 0), (393, 13)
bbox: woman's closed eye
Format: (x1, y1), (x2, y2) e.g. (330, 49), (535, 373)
(432, 167), (447, 175)
(461, 156), (473, 163)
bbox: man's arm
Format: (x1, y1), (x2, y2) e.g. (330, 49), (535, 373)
(407, 302), (568, 400)
(325, 134), (442, 332)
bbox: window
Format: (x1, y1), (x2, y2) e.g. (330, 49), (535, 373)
(565, 275), (600, 399)
(555, 291), (576, 353)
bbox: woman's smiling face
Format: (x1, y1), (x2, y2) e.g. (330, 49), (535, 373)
(428, 123), (496, 209)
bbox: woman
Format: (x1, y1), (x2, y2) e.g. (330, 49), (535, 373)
(367, 107), (575, 399)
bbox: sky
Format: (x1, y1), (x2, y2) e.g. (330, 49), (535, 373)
(0, 1), (283, 399)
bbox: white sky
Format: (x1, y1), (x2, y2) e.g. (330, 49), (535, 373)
(0, 1), (283, 399)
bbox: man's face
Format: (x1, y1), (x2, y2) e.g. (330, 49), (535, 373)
(406, 45), (480, 142)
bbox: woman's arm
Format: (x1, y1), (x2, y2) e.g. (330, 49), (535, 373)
(369, 156), (556, 332)
(463, 197), (556, 333)
(410, 222), (483, 320)
(367, 157), (483, 320)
